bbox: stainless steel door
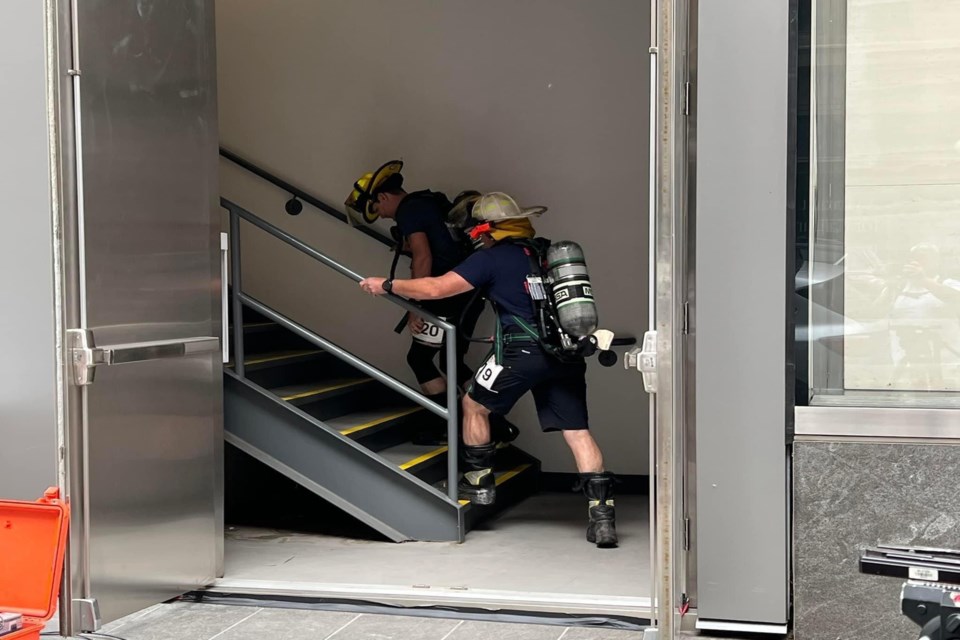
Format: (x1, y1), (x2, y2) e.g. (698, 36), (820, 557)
(63, 0), (222, 630)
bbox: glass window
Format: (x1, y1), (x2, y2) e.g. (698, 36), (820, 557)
(804, 0), (960, 408)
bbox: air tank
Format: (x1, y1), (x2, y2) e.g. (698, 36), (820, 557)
(546, 241), (598, 337)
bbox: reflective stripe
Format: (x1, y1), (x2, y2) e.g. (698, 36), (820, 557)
(464, 468), (493, 485)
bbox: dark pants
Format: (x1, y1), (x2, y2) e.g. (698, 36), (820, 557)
(406, 291), (485, 386)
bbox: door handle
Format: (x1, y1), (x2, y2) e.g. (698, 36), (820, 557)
(68, 329), (220, 386)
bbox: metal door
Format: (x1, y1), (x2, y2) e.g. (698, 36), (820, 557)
(59, 0), (222, 632)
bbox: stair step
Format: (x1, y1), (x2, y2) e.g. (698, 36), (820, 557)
(229, 321), (277, 333)
(227, 349), (322, 368)
(236, 349), (359, 389)
(379, 442), (449, 485)
(271, 378), (374, 403)
(398, 446), (448, 472)
(451, 463), (535, 505)
(231, 322), (318, 354)
(317, 405), (427, 452)
(328, 406), (425, 436)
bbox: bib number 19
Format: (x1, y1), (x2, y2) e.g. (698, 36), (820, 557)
(475, 355), (504, 391)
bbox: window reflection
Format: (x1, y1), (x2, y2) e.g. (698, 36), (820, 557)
(803, 0), (960, 407)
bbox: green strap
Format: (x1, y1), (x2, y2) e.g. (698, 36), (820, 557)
(494, 313), (504, 365)
(511, 315), (542, 342)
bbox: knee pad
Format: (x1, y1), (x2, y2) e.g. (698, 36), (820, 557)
(407, 342), (441, 383)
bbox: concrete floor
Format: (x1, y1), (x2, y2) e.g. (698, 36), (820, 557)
(222, 493), (650, 600)
(44, 602), (644, 640)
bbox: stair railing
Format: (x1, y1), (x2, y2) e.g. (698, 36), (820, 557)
(223, 197), (460, 503)
(220, 146), (394, 247)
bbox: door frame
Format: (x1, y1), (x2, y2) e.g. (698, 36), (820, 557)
(650, 0), (694, 636)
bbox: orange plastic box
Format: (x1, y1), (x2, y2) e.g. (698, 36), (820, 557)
(0, 488), (70, 640)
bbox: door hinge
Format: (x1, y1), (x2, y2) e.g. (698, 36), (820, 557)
(683, 81), (691, 116)
(682, 302), (690, 335)
(683, 517), (691, 550)
(74, 598), (101, 632)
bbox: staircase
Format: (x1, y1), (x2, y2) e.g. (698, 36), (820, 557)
(221, 196), (540, 542)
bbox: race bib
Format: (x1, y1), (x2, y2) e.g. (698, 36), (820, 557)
(475, 355), (504, 391)
(413, 319), (445, 346)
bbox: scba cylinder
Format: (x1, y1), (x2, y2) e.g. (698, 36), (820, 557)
(546, 241), (598, 337)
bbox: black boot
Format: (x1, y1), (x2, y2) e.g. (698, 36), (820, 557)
(458, 443), (496, 506)
(580, 472), (618, 548)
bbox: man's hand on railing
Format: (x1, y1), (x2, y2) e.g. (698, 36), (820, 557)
(360, 277), (388, 296)
(407, 313), (426, 334)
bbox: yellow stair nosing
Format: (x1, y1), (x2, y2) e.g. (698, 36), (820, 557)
(243, 349), (321, 366)
(339, 406), (425, 436)
(495, 463), (533, 486)
(399, 446), (448, 471)
(281, 378), (372, 402)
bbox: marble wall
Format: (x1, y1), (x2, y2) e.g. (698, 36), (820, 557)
(794, 441), (960, 640)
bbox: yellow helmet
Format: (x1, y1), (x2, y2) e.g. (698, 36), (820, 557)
(344, 160), (404, 223)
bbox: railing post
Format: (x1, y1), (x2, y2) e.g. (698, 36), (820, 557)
(229, 209), (245, 377)
(446, 326), (458, 502)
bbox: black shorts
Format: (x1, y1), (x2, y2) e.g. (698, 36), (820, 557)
(467, 341), (589, 432)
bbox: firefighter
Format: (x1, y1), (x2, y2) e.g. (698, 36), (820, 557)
(346, 161), (485, 443)
(359, 192), (618, 548)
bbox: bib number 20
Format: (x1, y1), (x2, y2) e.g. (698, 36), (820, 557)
(413, 319), (444, 346)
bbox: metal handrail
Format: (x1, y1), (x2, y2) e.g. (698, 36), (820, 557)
(239, 293), (447, 418)
(222, 197), (460, 502)
(219, 146), (394, 247)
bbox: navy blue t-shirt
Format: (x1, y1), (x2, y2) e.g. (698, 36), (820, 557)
(453, 242), (538, 330)
(395, 191), (464, 276)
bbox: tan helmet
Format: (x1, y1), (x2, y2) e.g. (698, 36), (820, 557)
(472, 192), (547, 223)
(465, 192), (545, 244)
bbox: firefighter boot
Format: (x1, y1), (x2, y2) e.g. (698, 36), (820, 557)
(458, 443), (496, 506)
(581, 471), (618, 548)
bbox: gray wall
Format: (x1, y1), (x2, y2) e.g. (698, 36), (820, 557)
(216, 0), (650, 473)
(794, 441), (960, 640)
(0, 1), (59, 499)
(694, 0), (789, 625)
